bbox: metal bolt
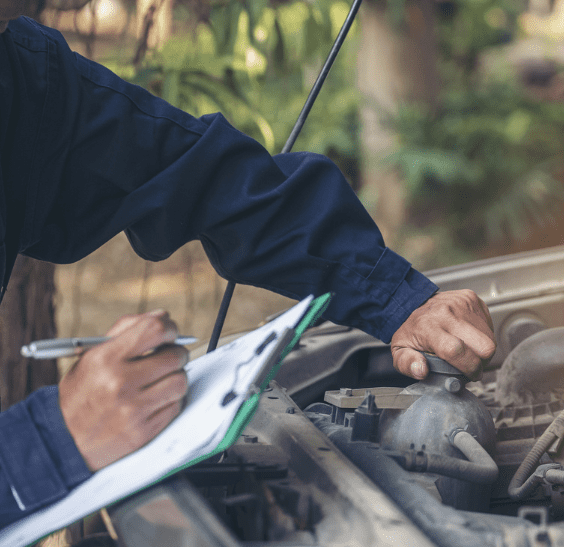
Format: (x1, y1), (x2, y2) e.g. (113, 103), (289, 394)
(444, 377), (462, 393)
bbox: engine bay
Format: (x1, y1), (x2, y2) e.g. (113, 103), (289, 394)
(108, 245), (564, 547)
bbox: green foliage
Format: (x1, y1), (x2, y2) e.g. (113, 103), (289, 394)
(392, 83), (564, 246)
(389, 0), (564, 250)
(118, 0), (360, 184)
(437, 0), (524, 78)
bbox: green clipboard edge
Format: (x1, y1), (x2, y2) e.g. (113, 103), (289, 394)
(31, 294), (333, 546)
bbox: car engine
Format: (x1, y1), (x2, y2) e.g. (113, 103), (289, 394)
(107, 245), (564, 547)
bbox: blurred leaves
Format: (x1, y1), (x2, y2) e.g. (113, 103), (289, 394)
(388, 0), (564, 250)
(117, 0), (359, 183)
(390, 80), (564, 248)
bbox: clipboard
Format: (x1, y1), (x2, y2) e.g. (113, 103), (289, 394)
(0, 293), (332, 547)
(166, 291), (332, 472)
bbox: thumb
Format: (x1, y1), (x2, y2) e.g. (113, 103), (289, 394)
(392, 348), (428, 380)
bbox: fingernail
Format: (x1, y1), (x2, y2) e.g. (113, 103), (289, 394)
(148, 309), (166, 316)
(410, 362), (426, 379)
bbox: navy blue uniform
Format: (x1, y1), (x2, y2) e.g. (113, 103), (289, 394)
(0, 17), (438, 526)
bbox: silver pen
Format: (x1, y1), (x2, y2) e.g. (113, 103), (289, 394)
(21, 335), (198, 360)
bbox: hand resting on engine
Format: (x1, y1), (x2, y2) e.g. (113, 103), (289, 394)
(390, 289), (496, 381)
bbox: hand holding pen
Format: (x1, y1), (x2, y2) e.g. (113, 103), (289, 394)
(57, 309), (191, 472)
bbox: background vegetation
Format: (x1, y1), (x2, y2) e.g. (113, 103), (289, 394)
(115, 0), (362, 184)
(390, 0), (564, 260)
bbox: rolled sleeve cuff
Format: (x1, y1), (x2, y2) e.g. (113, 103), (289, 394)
(378, 266), (439, 343)
(0, 386), (91, 512)
(324, 247), (438, 344)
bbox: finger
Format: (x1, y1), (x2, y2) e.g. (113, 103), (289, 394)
(459, 290), (494, 331)
(104, 308), (170, 337)
(457, 303), (496, 348)
(122, 400), (184, 454)
(108, 311), (179, 360)
(105, 313), (147, 338)
(131, 344), (189, 388)
(139, 369), (188, 413)
(423, 331), (484, 379)
(425, 290), (493, 334)
(477, 298), (495, 331)
(393, 320), (484, 377)
(392, 347), (428, 379)
(393, 337), (483, 381)
(145, 400), (184, 441)
(442, 319), (497, 361)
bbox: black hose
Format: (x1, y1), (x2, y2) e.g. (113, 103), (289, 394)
(345, 447), (505, 547)
(206, 278), (235, 352)
(425, 430), (498, 484)
(281, 0), (363, 154)
(394, 430), (498, 485)
(508, 407), (564, 500)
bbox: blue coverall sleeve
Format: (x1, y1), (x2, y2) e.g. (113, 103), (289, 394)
(0, 387), (92, 527)
(0, 16), (438, 524)
(7, 18), (437, 343)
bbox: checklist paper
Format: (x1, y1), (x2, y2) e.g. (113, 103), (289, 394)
(0, 294), (331, 547)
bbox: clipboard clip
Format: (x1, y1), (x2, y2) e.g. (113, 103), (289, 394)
(221, 328), (296, 406)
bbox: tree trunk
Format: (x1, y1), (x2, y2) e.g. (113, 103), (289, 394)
(0, 256), (58, 411)
(357, 0), (440, 246)
(136, 0), (173, 52)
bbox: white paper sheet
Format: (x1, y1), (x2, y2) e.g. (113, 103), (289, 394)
(0, 295), (313, 547)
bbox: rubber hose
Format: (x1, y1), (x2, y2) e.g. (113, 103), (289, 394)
(508, 407), (564, 500)
(422, 431), (498, 484)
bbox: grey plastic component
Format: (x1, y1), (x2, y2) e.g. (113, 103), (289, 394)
(423, 352), (464, 376)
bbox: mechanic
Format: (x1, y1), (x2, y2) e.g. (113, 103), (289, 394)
(0, 5), (496, 528)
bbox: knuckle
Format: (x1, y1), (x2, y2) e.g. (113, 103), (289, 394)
(173, 346), (189, 367)
(391, 349), (410, 376)
(115, 313), (137, 325)
(145, 420), (166, 442)
(442, 339), (466, 361)
(165, 371), (188, 397)
(157, 345), (189, 369)
(465, 352), (482, 369)
(147, 315), (178, 340)
(461, 288), (477, 300)
(105, 314), (140, 337)
(116, 400), (137, 425)
(91, 343), (114, 364)
(105, 374), (137, 407)
(147, 405), (179, 439)
(170, 400), (183, 418)
(100, 370), (123, 399)
(481, 338), (497, 358)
